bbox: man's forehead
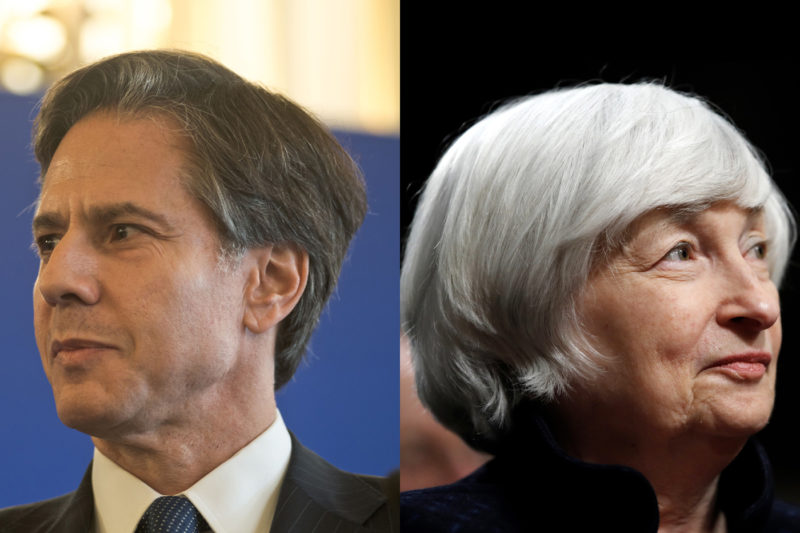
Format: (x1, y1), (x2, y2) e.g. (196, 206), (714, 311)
(38, 113), (193, 194)
(42, 109), (192, 172)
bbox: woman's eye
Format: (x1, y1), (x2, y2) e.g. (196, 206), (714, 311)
(747, 242), (768, 260)
(663, 242), (692, 262)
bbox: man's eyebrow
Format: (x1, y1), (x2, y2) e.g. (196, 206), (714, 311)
(32, 212), (66, 233)
(33, 202), (175, 233)
(87, 202), (174, 229)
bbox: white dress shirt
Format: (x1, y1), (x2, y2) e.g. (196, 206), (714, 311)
(92, 410), (292, 533)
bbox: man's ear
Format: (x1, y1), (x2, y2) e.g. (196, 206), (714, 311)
(242, 244), (309, 334)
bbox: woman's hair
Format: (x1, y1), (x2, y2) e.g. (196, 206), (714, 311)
(401, 82), (796, 452)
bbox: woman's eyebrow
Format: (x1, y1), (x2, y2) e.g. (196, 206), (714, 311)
(664, 205), (764, 226)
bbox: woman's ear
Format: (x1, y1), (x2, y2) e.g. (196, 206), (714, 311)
(242, 243), (309, 334)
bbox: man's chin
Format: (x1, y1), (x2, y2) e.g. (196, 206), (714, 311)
(54, 390), (129, 438)
(57, 408), (114, 436)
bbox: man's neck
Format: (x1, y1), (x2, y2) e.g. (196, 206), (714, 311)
(92, 397), (277, 495)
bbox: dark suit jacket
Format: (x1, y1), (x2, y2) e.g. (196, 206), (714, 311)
(0, 433), (398, 533)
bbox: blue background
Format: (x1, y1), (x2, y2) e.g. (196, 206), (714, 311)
(0, 93), (399, 507)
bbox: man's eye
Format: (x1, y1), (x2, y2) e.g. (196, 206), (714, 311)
(110, 224), (140, 241)
(35, 235), (60, 256)
(663, 242), (692, 262)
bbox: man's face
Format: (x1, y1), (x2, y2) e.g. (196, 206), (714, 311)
(33, 111), (252, 440)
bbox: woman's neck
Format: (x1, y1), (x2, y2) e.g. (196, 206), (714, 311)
(547, 408), (745, 533)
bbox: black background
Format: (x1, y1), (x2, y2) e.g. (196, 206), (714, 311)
(400, 43), (799, 503)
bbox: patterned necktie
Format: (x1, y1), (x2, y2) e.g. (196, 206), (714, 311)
(135, 496), (210, 533)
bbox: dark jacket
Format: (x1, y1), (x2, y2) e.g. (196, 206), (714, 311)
(0, 433), (399, 533)
(401, 412), (800, 532)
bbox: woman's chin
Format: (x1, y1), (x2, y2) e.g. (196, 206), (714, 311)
(686, 372), (775, 438)
(695, 396), (774, 440)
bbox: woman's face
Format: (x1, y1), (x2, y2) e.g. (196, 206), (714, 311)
(575, 201), (781, 442)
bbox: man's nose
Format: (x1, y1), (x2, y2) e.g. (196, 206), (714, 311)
(35, 232), (100, 307)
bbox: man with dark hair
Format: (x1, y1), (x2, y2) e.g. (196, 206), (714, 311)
(0, 50), (397, 533)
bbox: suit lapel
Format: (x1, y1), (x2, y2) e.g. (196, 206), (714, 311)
(57, 462), (95, 533)
(270, 434), (386, 533)
(17, 463), (94, 533)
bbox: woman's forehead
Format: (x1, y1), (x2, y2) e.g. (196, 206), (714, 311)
(625, 203), (764, 238)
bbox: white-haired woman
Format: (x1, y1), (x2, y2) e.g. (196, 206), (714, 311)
(400, 83), (800, 532)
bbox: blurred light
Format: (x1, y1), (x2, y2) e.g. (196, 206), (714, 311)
(4, 14), (68, 63)
(83, 0), (125, 12)
(0, 57), (44, 94)
(130, 0), (171, 48)
(0, 0), (53, 18)
(132, 0), (171, 32)
(0, 0), (398, 133)
(79, 13), (125, 62)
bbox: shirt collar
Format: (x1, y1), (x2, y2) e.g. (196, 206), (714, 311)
(93, 409), (292, 533)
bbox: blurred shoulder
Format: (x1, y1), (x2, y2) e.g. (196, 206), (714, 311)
(400, 462), (524, 533)
(0, 493), (78, 533)
(354, 470), (400, 529)
(357, 469), (399, 501)
(766, 499), (800, 532)
(0, 465), (93, 533)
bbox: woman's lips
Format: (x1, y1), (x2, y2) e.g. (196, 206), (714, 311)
(705, 353), (772, 380)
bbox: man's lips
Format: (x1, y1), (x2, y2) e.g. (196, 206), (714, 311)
(703, 352), (772, 379)
(51, 338), (118, 360)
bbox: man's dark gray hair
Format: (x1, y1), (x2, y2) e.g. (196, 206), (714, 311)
(33, 49), (367, 389)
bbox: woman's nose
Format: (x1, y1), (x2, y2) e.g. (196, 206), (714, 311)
(715, 258), (780, 333)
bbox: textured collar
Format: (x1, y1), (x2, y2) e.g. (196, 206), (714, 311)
(495, 409), (775, 532)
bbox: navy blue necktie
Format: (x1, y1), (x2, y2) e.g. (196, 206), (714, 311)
(136, 496), (209, 533)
